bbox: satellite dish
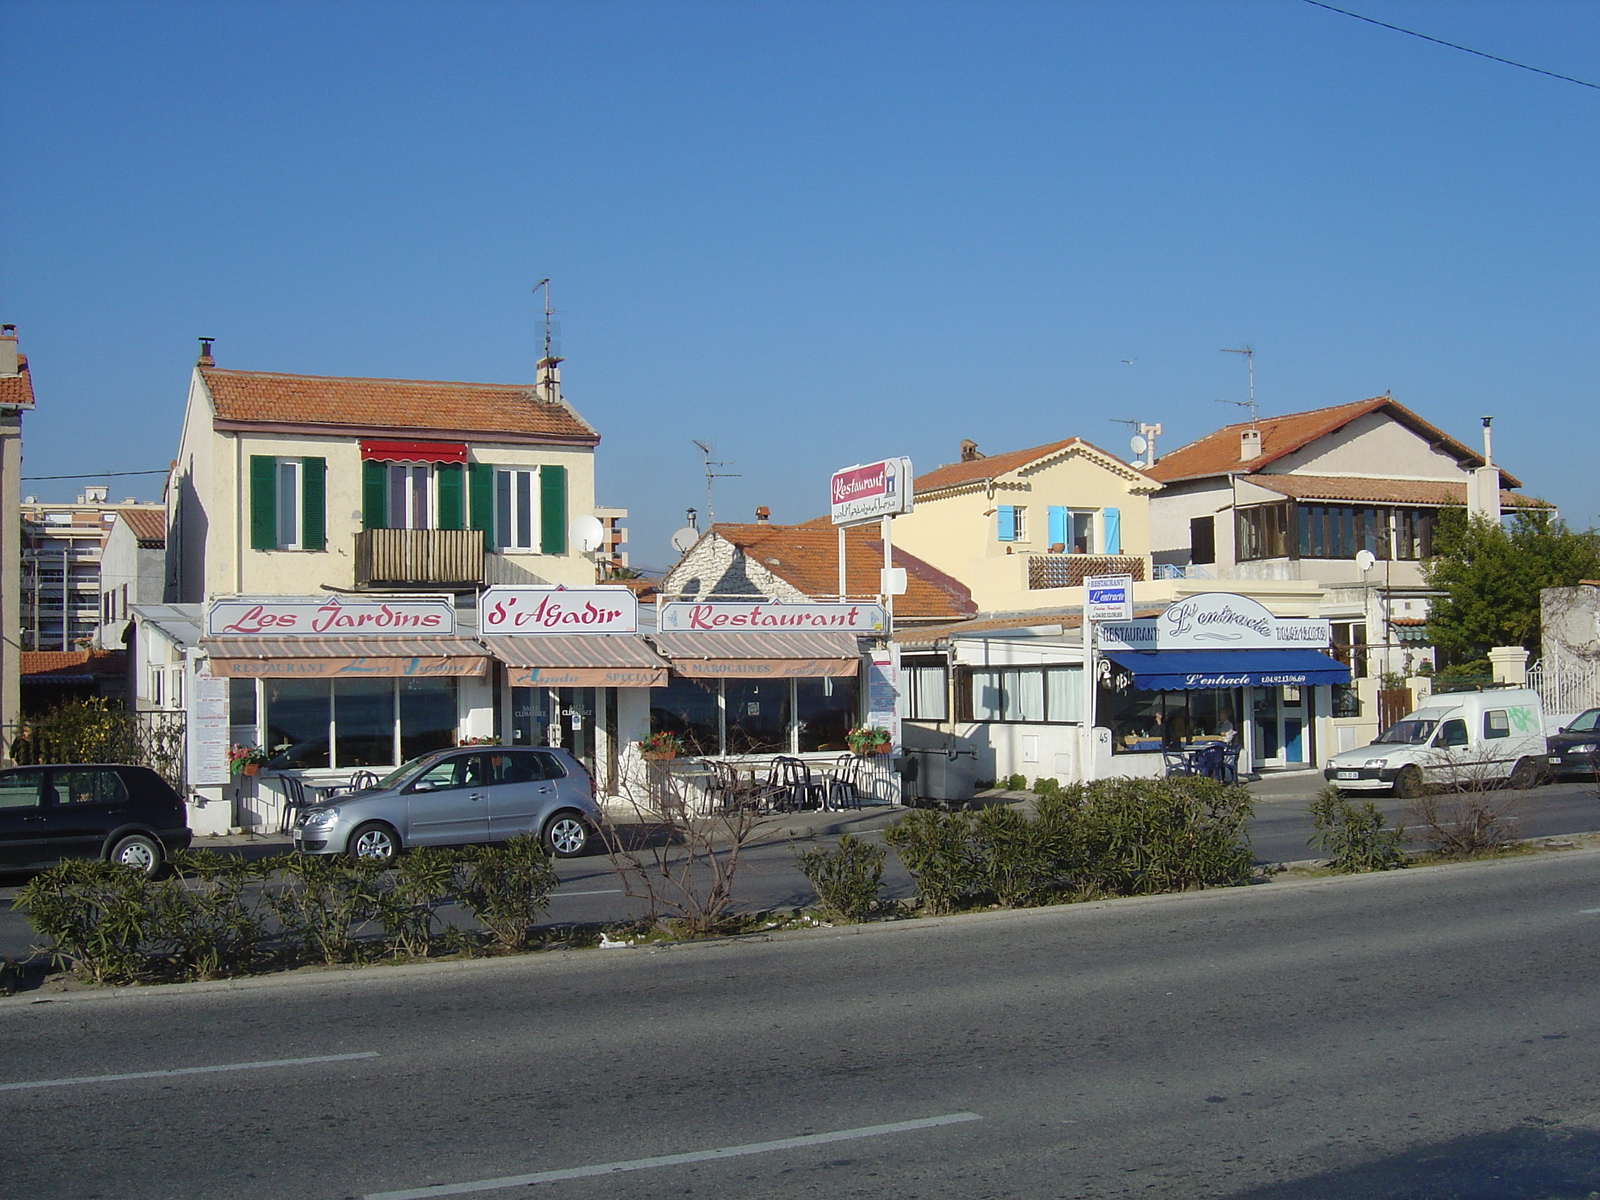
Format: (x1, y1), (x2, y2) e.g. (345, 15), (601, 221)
(1129, 434), (1148, 457)
(1355, 549), (1377, 573)
(670, 527), (699, 554)
(569, 515), (605, 554)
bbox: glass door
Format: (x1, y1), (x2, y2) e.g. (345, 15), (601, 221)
(1252, 686), (1305, 766)
(558, 687), (598, 777)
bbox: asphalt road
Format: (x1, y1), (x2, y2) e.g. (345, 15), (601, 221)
(2, 847), (1598, 1199)
(2, 774), (1596, 960)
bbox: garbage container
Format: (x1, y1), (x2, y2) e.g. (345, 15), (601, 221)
(904, 746), (978, 804)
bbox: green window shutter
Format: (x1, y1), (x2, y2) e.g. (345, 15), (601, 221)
(362, 460), (387, 530)
(301, 457), (327, 551)
(468, 463), (494, 534)
(540, 465), (567, 554)
(249, 455), (278, 550)
(436, 462), (464, 530)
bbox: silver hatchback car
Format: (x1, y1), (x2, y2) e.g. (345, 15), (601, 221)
(291, 746), (600, 862)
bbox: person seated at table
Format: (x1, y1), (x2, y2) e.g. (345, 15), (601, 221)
(1163, 708), (1192, 749)
(1216, 709), (1237, 743)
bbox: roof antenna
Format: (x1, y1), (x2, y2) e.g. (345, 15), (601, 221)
(1218, 346), (1258, 425)
(532, 279), (562, 364)
(1110, 418), (1162, 468)
(692, 439), (740, 528)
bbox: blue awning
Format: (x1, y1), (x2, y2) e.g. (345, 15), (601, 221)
(1103, 649), (1350, 691)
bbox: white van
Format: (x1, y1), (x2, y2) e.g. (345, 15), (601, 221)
(1323, 688), (1548, 798)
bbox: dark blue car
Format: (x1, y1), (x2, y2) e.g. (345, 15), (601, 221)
(0, 764), (192, 876)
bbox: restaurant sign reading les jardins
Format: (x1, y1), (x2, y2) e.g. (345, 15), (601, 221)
(206, 596), (457, 638)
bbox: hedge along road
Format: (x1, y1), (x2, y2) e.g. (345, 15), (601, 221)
(0, 774), (1595, 962)
(1, 848), (1598, 1199)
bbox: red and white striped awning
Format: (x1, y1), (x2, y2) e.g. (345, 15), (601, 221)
(201, 636), (488, 678)
(482, 635), (669, 688)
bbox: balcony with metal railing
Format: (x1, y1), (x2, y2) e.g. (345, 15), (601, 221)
(354, 529), (485, 588)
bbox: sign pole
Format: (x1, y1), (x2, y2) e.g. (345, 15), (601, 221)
(838, 525), (847, 601)
(881, 514), (894, 640)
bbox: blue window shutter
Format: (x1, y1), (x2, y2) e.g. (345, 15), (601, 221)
(1047, 506), (1066, 547)
(997, 506), (1016, 542)
(1103, 507), (1122, 555)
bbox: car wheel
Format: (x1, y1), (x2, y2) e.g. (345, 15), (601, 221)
(1393, 765), (1425, 799)
(109, 833), (164, 878)
(349, 822), (400, 864)
(1509, 756), (1542, 790)
(542, 811), (590, 858)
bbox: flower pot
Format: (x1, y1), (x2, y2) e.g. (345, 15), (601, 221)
(642, 749), (678, 762)
(242, 763), (260, 777)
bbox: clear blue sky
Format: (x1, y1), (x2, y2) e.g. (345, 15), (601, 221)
(4, 0), (1596, 569)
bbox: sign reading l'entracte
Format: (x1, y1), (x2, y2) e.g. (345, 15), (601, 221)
(1097, 592), (1330, 651)
(481, 586), (639, 635)
(207, 596), (457, 637)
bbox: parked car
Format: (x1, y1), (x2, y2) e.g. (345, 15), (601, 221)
(1545, 708), (1600, 781)
(0, 764), (192, 876)
(291, 746), (600, 863)
(1323, 688), (1549, 797)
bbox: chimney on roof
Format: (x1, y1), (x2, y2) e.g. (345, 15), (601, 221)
(197, 337), (215, 367)
(960, 439), (984, 462)
(1239, 428), (1262, 462)
(535, 355), (563, 405)
(1467, 415), (1502, 524)
(0, 325), (18, 376)
(755, 505), (770, 524)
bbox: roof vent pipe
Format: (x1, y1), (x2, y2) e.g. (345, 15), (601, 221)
(197, 337), (215, 367)
(1481, 415), (1493, 466)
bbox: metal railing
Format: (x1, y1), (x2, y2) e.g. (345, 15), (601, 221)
(1528, 658), (1600, 714)
(1153, 563), (1213, 581)
(1027, 554), (1146, 591)
(354, 528), (485, 587)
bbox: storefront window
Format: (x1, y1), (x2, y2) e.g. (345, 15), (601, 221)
(228, 678), (258, 749)
(796, 676), (857, 752)
(265, 680), (332, 769)
(725, 680), (790, 755)
(899, 660), (948, 721)
(650, 677), (720, 757)
(400, 678), (458, 762)
(510, 686), (550, 745)
(1098, 664), (1242, 754)
(960, 666), (1082, 724)
(336, 678), (397, 767)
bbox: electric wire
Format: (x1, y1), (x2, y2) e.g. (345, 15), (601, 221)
(1302, 0), (1600, 91)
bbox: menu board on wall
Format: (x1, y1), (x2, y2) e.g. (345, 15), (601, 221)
(188, 664), (231, 787)
(866, 646), (900, 746)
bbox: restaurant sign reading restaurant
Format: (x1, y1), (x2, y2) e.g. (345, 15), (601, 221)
(829, 457), (914, 525)
(658, 600), (887, 634)
(206, 596), (457, 637)
(481, 586), (639, 635)
(1097, 592), (1330, 652)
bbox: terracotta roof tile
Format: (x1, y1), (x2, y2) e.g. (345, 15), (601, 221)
(708, 523), (976, 623)
(116, 507), (167, 546)
(1145, 397), (1523, 489)
(21, 650), (127, 678)
(1242, 473), (1549, 508)
(0, 357), (37, 410)
(200, 368), (598, 443)
(914, 437), (1157, 495)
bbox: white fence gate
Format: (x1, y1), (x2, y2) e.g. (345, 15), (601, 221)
(1528, 658), (1600, 716)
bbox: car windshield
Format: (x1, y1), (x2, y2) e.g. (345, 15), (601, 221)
(1564, 709), (1600, 733)
(373, 754), (445, 792)
(1374, 717), (1441, 745)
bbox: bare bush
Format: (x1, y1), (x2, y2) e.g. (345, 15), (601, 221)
(1404, 751), (1525, 858)
(599, 764), (765, 937)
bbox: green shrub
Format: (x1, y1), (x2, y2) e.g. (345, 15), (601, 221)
(884, 809), (978, 914)
(151, 850), (275, 979)
(1004, 774), (1028, 792)
(1308, 786), (1408, 872)
(14, 859), (155, 984)
(1032, 777), (1062, 798)
(970, 805), (1055, 907)
(373, 846), (461, 957)
(795, 834), (886, 923)
(450, 836), (559, 952)
(267, 853), (386, 965)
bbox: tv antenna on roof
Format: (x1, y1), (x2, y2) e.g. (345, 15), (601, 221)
(1219, 347), (1258, 424)
(692, 440), (740, 527)
(1110, 418), (1163, 468)
(532, 278), (562, 363)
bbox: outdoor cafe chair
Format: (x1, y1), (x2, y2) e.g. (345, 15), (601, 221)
(824, 753), (863, 811)
(1161, 748), (1196, 778)
(275, 774), (309, 834)
(1190, 742), (1226, 780)
(772, 757), (826, 812)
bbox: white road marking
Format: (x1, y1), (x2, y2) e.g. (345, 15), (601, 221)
(0, 1051), (379, 1093)
(364, 1112), (983, 1199)
(550, 888), (621, 897)
(1580, 908), (1600, 914)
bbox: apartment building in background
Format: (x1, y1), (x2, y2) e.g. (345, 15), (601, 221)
(21, 488), (164, 651)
